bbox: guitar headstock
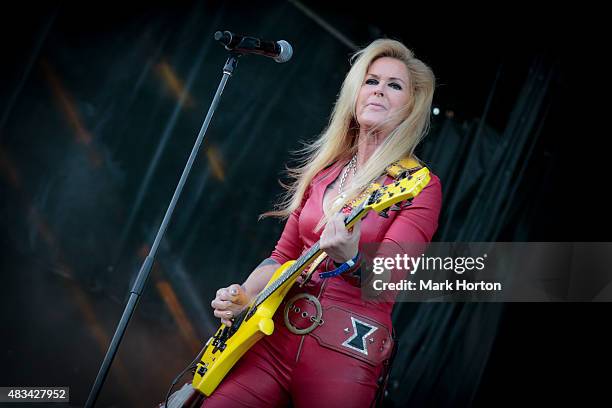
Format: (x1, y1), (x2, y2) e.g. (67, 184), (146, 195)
(364, 167), (430, 214)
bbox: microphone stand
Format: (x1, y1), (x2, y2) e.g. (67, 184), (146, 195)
(85, 53), (242, 408)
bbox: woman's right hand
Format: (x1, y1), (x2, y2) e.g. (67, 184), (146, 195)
(211, 283), (251, 327)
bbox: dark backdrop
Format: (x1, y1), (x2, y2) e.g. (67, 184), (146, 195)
(1, 1), (608, 407)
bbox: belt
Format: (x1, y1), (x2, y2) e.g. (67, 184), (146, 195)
(283, 293), (324, 335)
(282, 293), (394, 366)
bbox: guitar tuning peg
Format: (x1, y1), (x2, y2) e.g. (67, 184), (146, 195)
(378, 208), (389, 218)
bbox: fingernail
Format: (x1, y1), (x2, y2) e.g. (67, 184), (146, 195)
(226, 311), (232, 316)
(230, 288), (237, 295)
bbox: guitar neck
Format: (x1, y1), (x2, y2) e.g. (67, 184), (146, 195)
(253, 202), (368, 307)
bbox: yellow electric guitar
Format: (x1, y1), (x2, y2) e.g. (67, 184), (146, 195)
(191, 167), (431, 396)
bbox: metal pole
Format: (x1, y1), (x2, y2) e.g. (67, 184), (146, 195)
(85, 53), (241, 408)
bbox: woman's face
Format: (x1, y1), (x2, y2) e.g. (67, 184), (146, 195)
(356, 57), (411, 133)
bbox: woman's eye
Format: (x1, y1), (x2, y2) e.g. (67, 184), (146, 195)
(365, 78), (378, 85)
(389, 82), (402, 90)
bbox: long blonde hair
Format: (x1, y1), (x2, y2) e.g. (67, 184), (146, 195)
(261, 39), (435, 226)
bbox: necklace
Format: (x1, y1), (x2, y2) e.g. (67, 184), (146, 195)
(334, 154), (357, 206)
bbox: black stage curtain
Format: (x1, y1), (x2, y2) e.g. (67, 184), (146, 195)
(0, 2), (604, 407)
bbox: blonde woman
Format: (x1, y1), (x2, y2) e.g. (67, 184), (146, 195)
(207, 39), (442, 407)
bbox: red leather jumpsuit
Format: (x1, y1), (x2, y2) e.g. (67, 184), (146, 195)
(202, 159), (442, 408)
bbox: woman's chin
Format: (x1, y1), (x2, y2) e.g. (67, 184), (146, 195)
(358, 115), (387, 130)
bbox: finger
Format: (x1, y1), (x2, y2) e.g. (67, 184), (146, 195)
(211, 299), (231, 309)
(321, 222), (332, 244)
(349, 219), (361, 236)
(218, 288), (231, 301)
(320, 235), (330, 251)
(352, 221), (361, 243)
(330, 216), (339, 237)
(334, 212), (345, 225)
(221, 318), (232, 327)
(321, 224), (331, 242)
(327, 215), (339, 236)
(321, 221), (329, 236)
(334, 213), (348, 236)
(214, 309), (234, 319)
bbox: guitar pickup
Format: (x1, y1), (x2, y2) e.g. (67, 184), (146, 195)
(197, 364), (208, 376)
(211, 341), (226, 354)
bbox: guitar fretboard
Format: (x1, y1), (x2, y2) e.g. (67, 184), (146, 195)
(253, 201), (368, 307)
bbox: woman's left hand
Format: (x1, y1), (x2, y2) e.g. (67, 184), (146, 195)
(320, 212), (361, 264)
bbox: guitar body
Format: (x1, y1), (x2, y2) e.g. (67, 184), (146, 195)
(192, 260), (298, 396)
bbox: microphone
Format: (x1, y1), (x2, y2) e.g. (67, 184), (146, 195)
(214, 31), (293, 63)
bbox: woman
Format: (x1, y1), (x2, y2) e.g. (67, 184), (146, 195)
(206, 39), (441, 407)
